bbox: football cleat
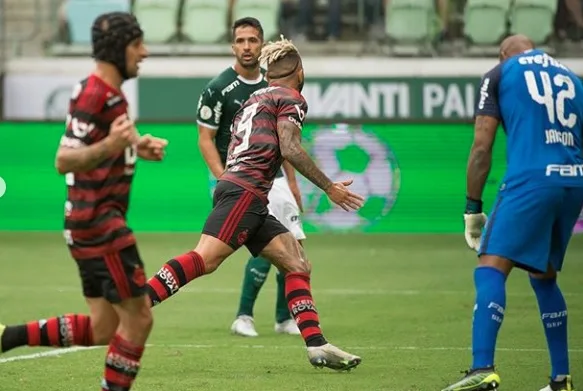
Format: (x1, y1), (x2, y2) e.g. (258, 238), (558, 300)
(230, 315), (258, 337)
(540, 375), (575, 391)
(441, 367), (500, 391)
(274, 319), (300, 335)
(307, 343), (361, 372)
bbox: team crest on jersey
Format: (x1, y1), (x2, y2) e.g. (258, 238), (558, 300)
(132, 265), (147, 287)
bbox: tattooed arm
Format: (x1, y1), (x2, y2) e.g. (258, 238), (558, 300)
(467, 115), (499, 201)
(56, 140), (114, 174)
(277, 121), (333, 191)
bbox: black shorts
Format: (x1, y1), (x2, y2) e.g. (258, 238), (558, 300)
(202, 180), (289, 257)
(75, 245), (147, 303)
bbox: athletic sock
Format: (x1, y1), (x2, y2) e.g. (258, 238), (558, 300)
(285, 272), (327, 347)
(146, 251), (206, 306)
(530, 277), (569, 380)
(1, 314), (93, 353)
(102, 334), (145, 391)
(472, 266), (507, 370)
(275, 271), (292, 323)
(236, 256), (271, 318)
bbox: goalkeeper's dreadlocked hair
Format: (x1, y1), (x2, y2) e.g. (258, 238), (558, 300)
(260, 35), (303, 82)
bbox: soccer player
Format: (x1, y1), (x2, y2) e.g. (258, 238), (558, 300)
(146, 36), (364, 371)
(196, 17), (303, 337)
(442, 35), (583, 391)
(0, 12), (167, 391)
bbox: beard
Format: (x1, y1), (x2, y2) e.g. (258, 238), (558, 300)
(237, 56), (259, 69)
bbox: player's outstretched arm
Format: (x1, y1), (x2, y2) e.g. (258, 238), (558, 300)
(277, 121), (333, 191)
(467, 115), (499, 202)
(55, 114), (138, 174)
(277, 121), (364, 211)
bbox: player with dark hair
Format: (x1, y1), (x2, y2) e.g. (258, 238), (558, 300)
(442, 35), (583, 391)
(197, 16), (303, 337)
(146, 36), (364, 371)
(0, 12), (167, 391)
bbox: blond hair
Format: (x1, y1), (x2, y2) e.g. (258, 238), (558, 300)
(259, 35), (300, 67)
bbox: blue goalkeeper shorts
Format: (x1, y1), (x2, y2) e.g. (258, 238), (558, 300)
(479, 186), (583, 273)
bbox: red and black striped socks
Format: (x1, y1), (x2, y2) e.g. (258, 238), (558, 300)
(1, 314), (93, 352)
(146, 251), (206, 306)
(285, 272), (327, 347)
(102, 334), (144, 391)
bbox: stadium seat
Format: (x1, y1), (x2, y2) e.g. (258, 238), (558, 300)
(65, 0), (130, 45)
(464, 0), (511, 45)
(232, 0), (280, 41)
(509, 0), (558, 45)
(182, 0), (229, 43)
(133, 0), (181, 43)
(385, 0), (436, 43)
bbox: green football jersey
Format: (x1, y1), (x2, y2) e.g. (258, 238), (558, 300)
(196, 66), (268, 165)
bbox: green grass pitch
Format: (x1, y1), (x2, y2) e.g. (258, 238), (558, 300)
(0, 232), (581, 390)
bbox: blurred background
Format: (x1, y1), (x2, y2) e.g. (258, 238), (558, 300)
(0, 0), (582, 233)
(1, 4), (583, 391)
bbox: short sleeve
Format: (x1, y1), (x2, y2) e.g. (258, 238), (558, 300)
(276, 92), (308, 131)
(474, 64), (502, 120)
(196, 84), (222, 129)
(60, 85), (106, 148)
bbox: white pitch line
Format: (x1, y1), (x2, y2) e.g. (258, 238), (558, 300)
(2, 344), (583, 364)
(0, 346), (101, 364)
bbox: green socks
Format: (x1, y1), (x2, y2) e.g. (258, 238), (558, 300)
(236, 256), (292, 324)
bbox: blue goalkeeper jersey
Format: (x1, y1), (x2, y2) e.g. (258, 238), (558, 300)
(475, 49), (583, 189)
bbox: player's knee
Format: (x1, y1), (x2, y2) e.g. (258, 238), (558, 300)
(91, 317), (118, 345)
(118, 299), (154, 339)
(281, 257), (311, 274)
(529, 263), (557, 281)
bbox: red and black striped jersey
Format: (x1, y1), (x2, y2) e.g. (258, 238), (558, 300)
(221, 85), (308, 203)
(60, 74), (137, 260)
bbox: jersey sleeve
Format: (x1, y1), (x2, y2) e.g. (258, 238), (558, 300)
(196, 83), (222, 130)
(276, 93), (308, 131)
(474, 64), (502, 120)
(60, 84), (106, 149)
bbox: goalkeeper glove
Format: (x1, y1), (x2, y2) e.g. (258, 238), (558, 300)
(464, 197), (487, 252)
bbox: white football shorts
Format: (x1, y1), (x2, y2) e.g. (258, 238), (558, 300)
(267, 176), (307, 241)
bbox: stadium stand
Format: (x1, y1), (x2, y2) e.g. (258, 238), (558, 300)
(181, 0), (229, 44)
(385, 0), (438, 56)
(0, 0), (574, 59)
(132, 0), (181, 44)
(66, 0), (130, 45)
(232, 0), (280, 41)
(463, 0), (511, 55)
(509, 0), (559, 45)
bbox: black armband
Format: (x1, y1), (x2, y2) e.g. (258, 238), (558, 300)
(465, 197), (483, 214)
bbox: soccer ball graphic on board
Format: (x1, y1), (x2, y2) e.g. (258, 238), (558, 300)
(298, 124), (400, 232)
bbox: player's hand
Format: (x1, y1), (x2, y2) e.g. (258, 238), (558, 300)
(137, 134), (168, 161)
(107, 114), (139, 151)
(463, 213), (487, 251)
(325, 179), (365, 212)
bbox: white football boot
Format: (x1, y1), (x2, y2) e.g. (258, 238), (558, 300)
(274, 319), (301, 335)
(307, 343), (362, 371)
(230, 315), (258, 337)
